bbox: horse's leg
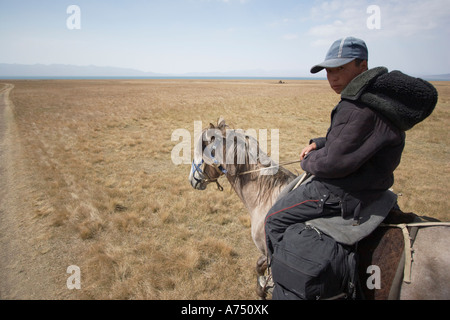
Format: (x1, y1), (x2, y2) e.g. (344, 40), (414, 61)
(256, 255), (267, 276)
(255, 255), (268, 299)
(255, 255), (274, 299)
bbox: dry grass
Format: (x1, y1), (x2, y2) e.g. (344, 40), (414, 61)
(4, 79), (449, 299)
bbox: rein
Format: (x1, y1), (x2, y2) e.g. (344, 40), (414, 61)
(236, 160), (301, 176)
(191, 158), (302, 192)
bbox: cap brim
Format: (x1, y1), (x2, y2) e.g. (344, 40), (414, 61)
(310, 57), (356, 74)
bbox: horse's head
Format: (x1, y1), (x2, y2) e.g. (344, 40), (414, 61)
(189, 117), (281, 192)
(189, 117), (229, 191)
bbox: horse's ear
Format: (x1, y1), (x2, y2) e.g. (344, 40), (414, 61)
(217, 116), (226, 129)
(209, 123), (215, 129)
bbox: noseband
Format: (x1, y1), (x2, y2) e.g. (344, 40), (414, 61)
(191, 159), (227, 191)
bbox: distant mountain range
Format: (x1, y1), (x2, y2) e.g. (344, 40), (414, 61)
(0, 63), (162, 78)
(0, 63), (309, 78)
(0, 63), (449, 80)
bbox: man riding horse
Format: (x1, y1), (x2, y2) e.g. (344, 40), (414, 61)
(264, 37), (438, 299)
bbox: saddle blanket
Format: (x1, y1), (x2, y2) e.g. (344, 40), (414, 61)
(281, 174), (398, 246)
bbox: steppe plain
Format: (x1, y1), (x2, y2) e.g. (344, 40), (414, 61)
(0, 79), (448, 299)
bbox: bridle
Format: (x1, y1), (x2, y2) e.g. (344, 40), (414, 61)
(191, 159), (227, 191)
(191, 144), (228, 191)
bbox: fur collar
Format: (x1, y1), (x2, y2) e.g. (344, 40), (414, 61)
(341, 67), (438, 131)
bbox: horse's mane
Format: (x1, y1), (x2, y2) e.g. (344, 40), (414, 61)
(224, 130), (296, 203)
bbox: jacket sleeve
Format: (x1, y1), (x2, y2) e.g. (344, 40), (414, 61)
(310, 137), (326, 149)
(301, 104), (390, 179)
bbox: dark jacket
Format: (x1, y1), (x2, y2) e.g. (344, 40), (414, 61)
(301, 67), (438, 199)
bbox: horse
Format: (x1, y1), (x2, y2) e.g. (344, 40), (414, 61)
(188, 117), (450, 299)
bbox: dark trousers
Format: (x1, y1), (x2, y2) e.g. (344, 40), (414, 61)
(264, 180), (341, 259)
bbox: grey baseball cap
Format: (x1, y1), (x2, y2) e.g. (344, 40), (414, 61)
(310, 37), (368, 74)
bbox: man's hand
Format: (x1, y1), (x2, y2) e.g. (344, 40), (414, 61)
(300, 142), (317, 161)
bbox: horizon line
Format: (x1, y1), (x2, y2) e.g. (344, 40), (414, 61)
(0, 63), (449, 81)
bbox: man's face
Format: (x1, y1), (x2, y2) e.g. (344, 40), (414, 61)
(326, 60), (367, 94)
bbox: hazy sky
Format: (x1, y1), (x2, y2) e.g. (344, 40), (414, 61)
(1, 0), (449, 76)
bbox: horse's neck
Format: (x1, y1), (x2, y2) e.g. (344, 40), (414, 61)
(226, 169), (292, 222)
(232, 180), (278, 215)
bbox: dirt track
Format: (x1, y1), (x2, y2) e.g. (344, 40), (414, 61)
(0, 83), (21, 298)
(0, 83), (78, 299)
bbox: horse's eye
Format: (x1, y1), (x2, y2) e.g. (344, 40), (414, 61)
(211, 148), (216, 157)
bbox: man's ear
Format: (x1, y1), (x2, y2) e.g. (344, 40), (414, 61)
(361, 59), (368, 71)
